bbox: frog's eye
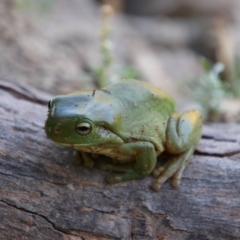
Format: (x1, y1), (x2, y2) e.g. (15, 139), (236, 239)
(76, 122), (92, 135)
(48, 100), (52, 109)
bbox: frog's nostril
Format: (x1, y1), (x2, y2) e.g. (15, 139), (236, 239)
(54, 128), (61, 134)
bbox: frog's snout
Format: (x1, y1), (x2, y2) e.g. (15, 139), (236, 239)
(45, 121), (62, 136)
(47, 126), (61, 134)
(54, 128), (61, 134)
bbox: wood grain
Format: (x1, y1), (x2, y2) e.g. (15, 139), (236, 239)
(0, 80), (240, 240)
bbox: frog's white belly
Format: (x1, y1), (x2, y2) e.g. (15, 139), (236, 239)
(73, 145), (133, 162)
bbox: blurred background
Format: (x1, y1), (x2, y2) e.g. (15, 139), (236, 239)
(1, 0), (240, 121)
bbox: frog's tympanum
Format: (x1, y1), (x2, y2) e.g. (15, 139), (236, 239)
(45, 79), (202, 191)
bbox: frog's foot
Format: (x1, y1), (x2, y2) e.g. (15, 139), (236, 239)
(73, 151), (96, 169)
(106, 172), (143, 183)
(72, 151), (82, 166)
(151, 148), (194, 191)
(98, 162), (142, 183)
(98, 161), (132, 172)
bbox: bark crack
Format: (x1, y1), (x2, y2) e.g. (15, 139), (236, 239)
(202, 135), (238, 143)
(195, 150), (240, 157)
(0, 199), (70, 235)
(0, 80), (51, 105)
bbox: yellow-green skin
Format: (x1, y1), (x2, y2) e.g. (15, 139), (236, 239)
(45, 79), (202, 191)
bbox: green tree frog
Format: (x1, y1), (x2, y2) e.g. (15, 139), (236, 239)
(45, 79), (202, 191)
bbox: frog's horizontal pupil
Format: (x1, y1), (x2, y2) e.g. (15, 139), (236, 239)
(76, 123), (92, 135)
(78, 126), (89, 131)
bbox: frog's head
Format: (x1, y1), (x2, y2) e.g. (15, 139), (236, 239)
(45, 91), (124, 148)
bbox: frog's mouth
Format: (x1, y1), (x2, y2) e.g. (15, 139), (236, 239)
(55, 142), (122, 155)
(56, 142), (104, 148)
(53, 134), (124, 148)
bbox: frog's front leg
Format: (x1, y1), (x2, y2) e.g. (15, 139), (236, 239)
(73, 151), (98, 169)
(152, 110), (202, 191)
(99, 142), (157, 183)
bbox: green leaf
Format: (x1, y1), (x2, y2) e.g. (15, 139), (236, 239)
(201, 58), (211, 72)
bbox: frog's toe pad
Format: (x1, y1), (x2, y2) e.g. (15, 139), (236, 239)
(84, 161), (94, 169)
(152, 166), (165, 177)
(98, 162), (112, 171)
(151, 172), (181, 191)
(72, 159), (82, 166)
(171, 180), (180, 188)
(72, 153), (82, 166)
(151, 182), (162, 191)
(171, 174), (181, 188)
(106, 174), (122, 184)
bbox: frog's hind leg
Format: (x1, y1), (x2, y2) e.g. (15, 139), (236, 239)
(152, 147), (194, 191)
(171, 150), (193, 188)
(151, 110), (202, 191)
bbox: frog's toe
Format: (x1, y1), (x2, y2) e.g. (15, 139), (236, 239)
(171, 157), (190, 187)
(152, 149), (193, 190)
(72, 151), (82, 166)
(98, 162), (135, 173)
(98, 162), (112, 171)
(81, 152), (95, 169)
(84, 160), (94, 169)
(152, 159), (182, 190)
(151, 174), (179, 191)
(152, 160), (172, 177)
(106, 174), (122, 184)
(106, 171), (143, 184)
(151, 182), (162, 191)
(151, 157), (182, 190)
(152, 166), (164, 177)
(151, 175), (170, 191)
(73, 152), (95, 169)
(171, 177), (180, 188)
(106, 173), (137, 184)
(171, 169), (182, 188)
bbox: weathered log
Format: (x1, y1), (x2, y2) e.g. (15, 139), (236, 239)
(0, 80), (240, 240)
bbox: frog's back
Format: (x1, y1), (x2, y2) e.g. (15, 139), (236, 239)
(105, 79), (175, 150)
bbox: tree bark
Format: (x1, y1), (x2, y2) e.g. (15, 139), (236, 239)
(0, 80), (240, 240)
